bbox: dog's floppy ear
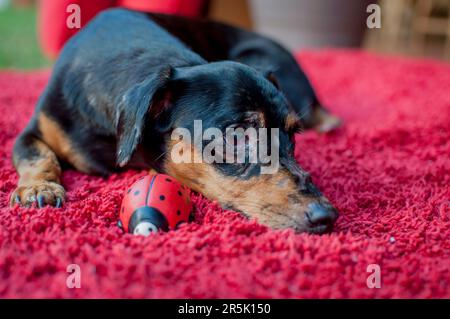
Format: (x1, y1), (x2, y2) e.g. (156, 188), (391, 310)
(116, 66), (172, 167)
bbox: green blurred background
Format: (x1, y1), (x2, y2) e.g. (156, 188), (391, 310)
(0, 3), (50, 69)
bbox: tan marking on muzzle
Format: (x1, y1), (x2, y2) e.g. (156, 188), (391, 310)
(164, 141), (330, 231)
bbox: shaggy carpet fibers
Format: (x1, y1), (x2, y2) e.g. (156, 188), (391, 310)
(0, 50), (448, 298)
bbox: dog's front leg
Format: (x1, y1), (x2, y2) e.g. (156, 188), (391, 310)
(10, 130), (65, 208)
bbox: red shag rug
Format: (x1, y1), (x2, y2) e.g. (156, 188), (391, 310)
(0, 50), (449, 298)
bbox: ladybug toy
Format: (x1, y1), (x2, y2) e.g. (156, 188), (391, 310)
(118, 173), (193, 236)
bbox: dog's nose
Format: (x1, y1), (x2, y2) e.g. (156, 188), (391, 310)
(306, 203), (338, 232)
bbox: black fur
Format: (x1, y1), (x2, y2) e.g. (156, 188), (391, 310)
(17, 8), (329, 179)
(11, 8), (340, 232)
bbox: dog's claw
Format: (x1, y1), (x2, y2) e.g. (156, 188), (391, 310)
(37, 194), (45, 208)
(10, 182), (65, 208)
(55, 197), (62, 208)
(26, 195), (37, 207)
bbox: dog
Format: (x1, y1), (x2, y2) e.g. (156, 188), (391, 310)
(10, 9), (340, 234)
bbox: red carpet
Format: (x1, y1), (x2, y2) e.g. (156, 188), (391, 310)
(0, 50), (449, 298)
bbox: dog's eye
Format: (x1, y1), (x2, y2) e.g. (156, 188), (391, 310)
(224, 129), (245, 149)
(224, 125), (258, 151)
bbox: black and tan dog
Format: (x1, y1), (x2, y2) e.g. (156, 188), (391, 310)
(11, 9), (340, 233)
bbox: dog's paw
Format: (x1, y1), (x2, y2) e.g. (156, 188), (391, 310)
(10, 181), (65, 208)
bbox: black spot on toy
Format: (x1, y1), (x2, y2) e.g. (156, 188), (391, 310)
(118, 173), (194, 236)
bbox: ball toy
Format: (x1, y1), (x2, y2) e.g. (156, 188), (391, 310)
(118, 173), (193, 236)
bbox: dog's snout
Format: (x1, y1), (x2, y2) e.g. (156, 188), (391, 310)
(305, 203), (338, 233)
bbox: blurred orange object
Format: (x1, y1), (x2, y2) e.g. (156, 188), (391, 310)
(38, 0), (207, 58)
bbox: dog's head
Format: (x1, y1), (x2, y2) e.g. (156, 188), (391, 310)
(116, 61), (338, 234)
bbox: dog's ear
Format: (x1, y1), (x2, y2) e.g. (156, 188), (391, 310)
(116, 66), (173, 167)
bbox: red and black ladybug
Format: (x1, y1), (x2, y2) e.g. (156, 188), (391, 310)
(118, 173), (193, 236)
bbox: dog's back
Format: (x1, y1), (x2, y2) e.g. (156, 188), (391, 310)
(49, 8), (206, 130)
